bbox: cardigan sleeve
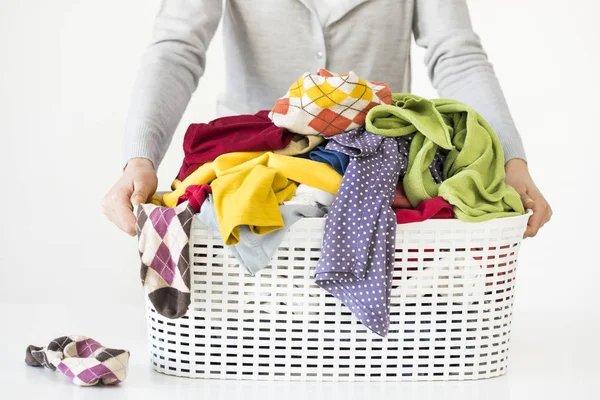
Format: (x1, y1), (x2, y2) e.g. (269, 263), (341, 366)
(412, 0), (526, 163)
(123, 0), (223, 169)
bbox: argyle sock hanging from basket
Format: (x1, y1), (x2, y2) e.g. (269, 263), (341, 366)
(136, 184), (211, 318)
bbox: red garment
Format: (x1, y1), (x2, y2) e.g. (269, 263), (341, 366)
(177, 110), (295, 180)
(176, 184), (212, 213)
(391, 182), (412, 209)
(395, 196), (454, 224)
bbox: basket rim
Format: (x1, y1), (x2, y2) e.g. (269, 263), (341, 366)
(192, 210), (533, 233)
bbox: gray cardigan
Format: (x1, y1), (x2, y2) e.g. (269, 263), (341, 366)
(123, 0), (526, 169)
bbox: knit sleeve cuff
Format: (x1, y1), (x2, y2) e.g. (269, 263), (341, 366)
(493, 122), (527, 164)
(122, 122), (165, 170)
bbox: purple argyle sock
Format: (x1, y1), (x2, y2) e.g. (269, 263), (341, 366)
(135, 184), (211, 318)
(25, 335), (129, 386)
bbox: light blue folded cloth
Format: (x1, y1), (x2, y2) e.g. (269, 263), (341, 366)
(198, 194), (326, 275)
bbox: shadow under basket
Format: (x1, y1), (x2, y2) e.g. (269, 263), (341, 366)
(146, 212), (529, 382)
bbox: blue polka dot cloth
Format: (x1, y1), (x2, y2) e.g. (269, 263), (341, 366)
(315, 127), (401, 337)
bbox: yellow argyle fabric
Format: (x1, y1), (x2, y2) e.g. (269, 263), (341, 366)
(269, 69), (392, 137)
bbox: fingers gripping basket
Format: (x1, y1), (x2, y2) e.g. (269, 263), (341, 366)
(146, 213), (529, 381)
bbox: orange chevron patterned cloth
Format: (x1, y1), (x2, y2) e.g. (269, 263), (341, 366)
(269, 69), (392, 137)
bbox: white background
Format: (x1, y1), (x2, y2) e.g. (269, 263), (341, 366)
(1, 0), (599, 398)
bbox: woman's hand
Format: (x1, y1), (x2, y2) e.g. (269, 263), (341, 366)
(102, 158), (158, 235)
(504, 158), (552, 238)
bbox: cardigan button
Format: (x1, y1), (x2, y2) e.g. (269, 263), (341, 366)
(317, 51), (324, 58)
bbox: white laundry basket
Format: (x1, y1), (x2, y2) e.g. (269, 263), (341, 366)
(146, 212), (529, 381)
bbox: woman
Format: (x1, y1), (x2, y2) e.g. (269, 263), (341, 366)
(103, 0), (551, 237)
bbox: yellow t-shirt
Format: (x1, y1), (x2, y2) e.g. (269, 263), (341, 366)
(161, 151), (342, 244)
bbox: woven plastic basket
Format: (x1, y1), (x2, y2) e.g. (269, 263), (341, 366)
(146, 212), (529, 381)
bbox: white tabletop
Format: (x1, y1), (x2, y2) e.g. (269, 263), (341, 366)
(2, 302), (597, 400)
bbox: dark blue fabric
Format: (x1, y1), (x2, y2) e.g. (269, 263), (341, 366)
(297, 144), (350, 175)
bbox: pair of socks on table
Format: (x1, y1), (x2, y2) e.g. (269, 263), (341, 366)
(25, 336), (129, 386)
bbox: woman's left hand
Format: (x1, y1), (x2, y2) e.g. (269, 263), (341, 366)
(504, 158), (552, 238)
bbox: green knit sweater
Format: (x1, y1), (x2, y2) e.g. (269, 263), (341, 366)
(366, 94), (524, 222)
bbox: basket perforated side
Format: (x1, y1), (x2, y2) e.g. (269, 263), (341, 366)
(147, 213), (528, 381)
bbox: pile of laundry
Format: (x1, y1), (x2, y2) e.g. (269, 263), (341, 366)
(136, 69), (525, 336)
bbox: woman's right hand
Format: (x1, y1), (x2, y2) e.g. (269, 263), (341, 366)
(102, 158), (158, 235)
